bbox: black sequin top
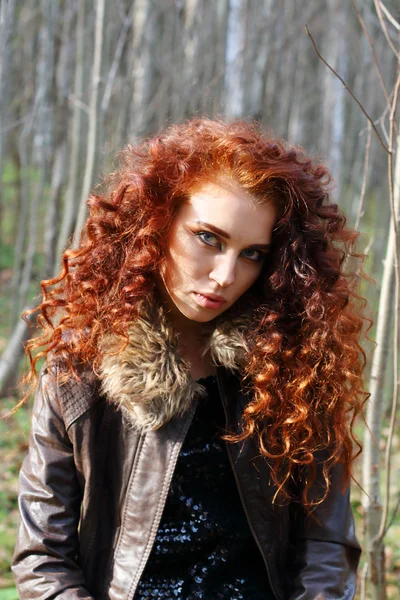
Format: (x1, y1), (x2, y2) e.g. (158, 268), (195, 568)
(134, 375), (274, 599)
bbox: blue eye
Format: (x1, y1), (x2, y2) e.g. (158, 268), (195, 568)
(194, 229), (266, 262)
(195, 231), (220, 247)
(241, 249), (266, 262)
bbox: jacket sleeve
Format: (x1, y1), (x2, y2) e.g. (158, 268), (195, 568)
(288, 460), (361, 600)
(12, 368), (95, 600)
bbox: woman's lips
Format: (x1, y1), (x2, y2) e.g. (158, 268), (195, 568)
(193, 292), (226, 309)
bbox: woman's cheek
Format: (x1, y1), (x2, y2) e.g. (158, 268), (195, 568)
(238, 262), (262, 292)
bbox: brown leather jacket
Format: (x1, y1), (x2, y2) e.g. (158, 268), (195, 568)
(12, 312), (361, 600)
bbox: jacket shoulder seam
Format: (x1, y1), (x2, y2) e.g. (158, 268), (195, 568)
(45, 364), (101, 430)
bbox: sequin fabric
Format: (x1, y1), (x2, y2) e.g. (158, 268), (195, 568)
(134, 375), (273, 599)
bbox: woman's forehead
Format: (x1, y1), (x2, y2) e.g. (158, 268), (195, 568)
(178, 180), (277, 245)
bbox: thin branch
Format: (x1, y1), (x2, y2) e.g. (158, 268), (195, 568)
(378, 100), (391, 144)
(101, 3), (135, 113)
(351, 470), (375, 504)
(305, 25), (389, 153)
(1, 114), (29, 134)
(374, 0), (400, 59)
(112, 0), (128, 26)
(352, 0), (397, 135)
(377, 67), (400, 542)
(379, 1), (400, 32)
(355, 122), (372, 232)
(68, 93), (90, 115)
(384, 490), (400, 536)
(359, 102), (390, 145)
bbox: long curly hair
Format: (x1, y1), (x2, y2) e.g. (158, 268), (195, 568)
(22, 117), (371, 507)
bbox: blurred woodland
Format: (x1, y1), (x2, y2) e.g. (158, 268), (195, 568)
(0, 1), (399, 598)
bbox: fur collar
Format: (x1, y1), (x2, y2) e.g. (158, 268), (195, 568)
(97, 304), (250, 432)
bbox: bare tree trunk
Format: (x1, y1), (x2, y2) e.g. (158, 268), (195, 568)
(196, 1), (218, 116)
(11, 6), (38, 322)
(19, 0), (56, 308)
(0, 0), (16, 266)
(45, 140), (67, 278)
(164, 4), (181, 122)
(262, 3), (284, 129)
(276, 5), (298, 137)
(224, 0), (246, 118)
(56, 0), (85, 264)
(180, 0), (198, 118)
(101, 2), (134, 117)
(321, 0), (347, 203)
(363, 133), (400, 600)
(129, 0), (161, 139)
(213, 0), (230, 115)
(12, 128), (31, 322)
(287, 38), (306, 143)
(0, 316), (32, 397)
(43, 2), (75, 278)
(73, 0), (105, 247)
(243, 0), (272, 120)
(116, 36), (134, 152)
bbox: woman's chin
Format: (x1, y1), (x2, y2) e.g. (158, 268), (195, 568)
(179, 306), (221, 324)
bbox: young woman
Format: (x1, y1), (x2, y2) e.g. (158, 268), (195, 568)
(12, 118), (368, 600)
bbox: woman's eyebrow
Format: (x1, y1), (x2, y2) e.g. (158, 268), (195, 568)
(194, 221), (271, 249)
(195, 221), (231, 239)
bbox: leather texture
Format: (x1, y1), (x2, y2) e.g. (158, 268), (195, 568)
(12, 365), (361, 600)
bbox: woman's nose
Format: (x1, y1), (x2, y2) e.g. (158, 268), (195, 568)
(209, 254), (236, 288)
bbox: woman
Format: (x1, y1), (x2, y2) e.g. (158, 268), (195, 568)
(12, 118), (368, 600)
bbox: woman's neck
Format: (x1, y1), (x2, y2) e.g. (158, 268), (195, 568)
(162, 305), (217, 380)
(180, 343), (217, 381)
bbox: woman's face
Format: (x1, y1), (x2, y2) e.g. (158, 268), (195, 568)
(159, 179), (277, 324)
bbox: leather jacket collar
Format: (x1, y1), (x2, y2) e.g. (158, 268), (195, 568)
(98, 303), (251, 432)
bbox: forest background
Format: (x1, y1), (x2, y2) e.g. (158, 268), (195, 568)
(0, 1), (399, 599)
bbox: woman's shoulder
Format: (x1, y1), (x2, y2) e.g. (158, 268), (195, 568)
(41, 358), (102, 430)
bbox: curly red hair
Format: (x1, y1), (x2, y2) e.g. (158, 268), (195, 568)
(22, 117), (371, 507)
